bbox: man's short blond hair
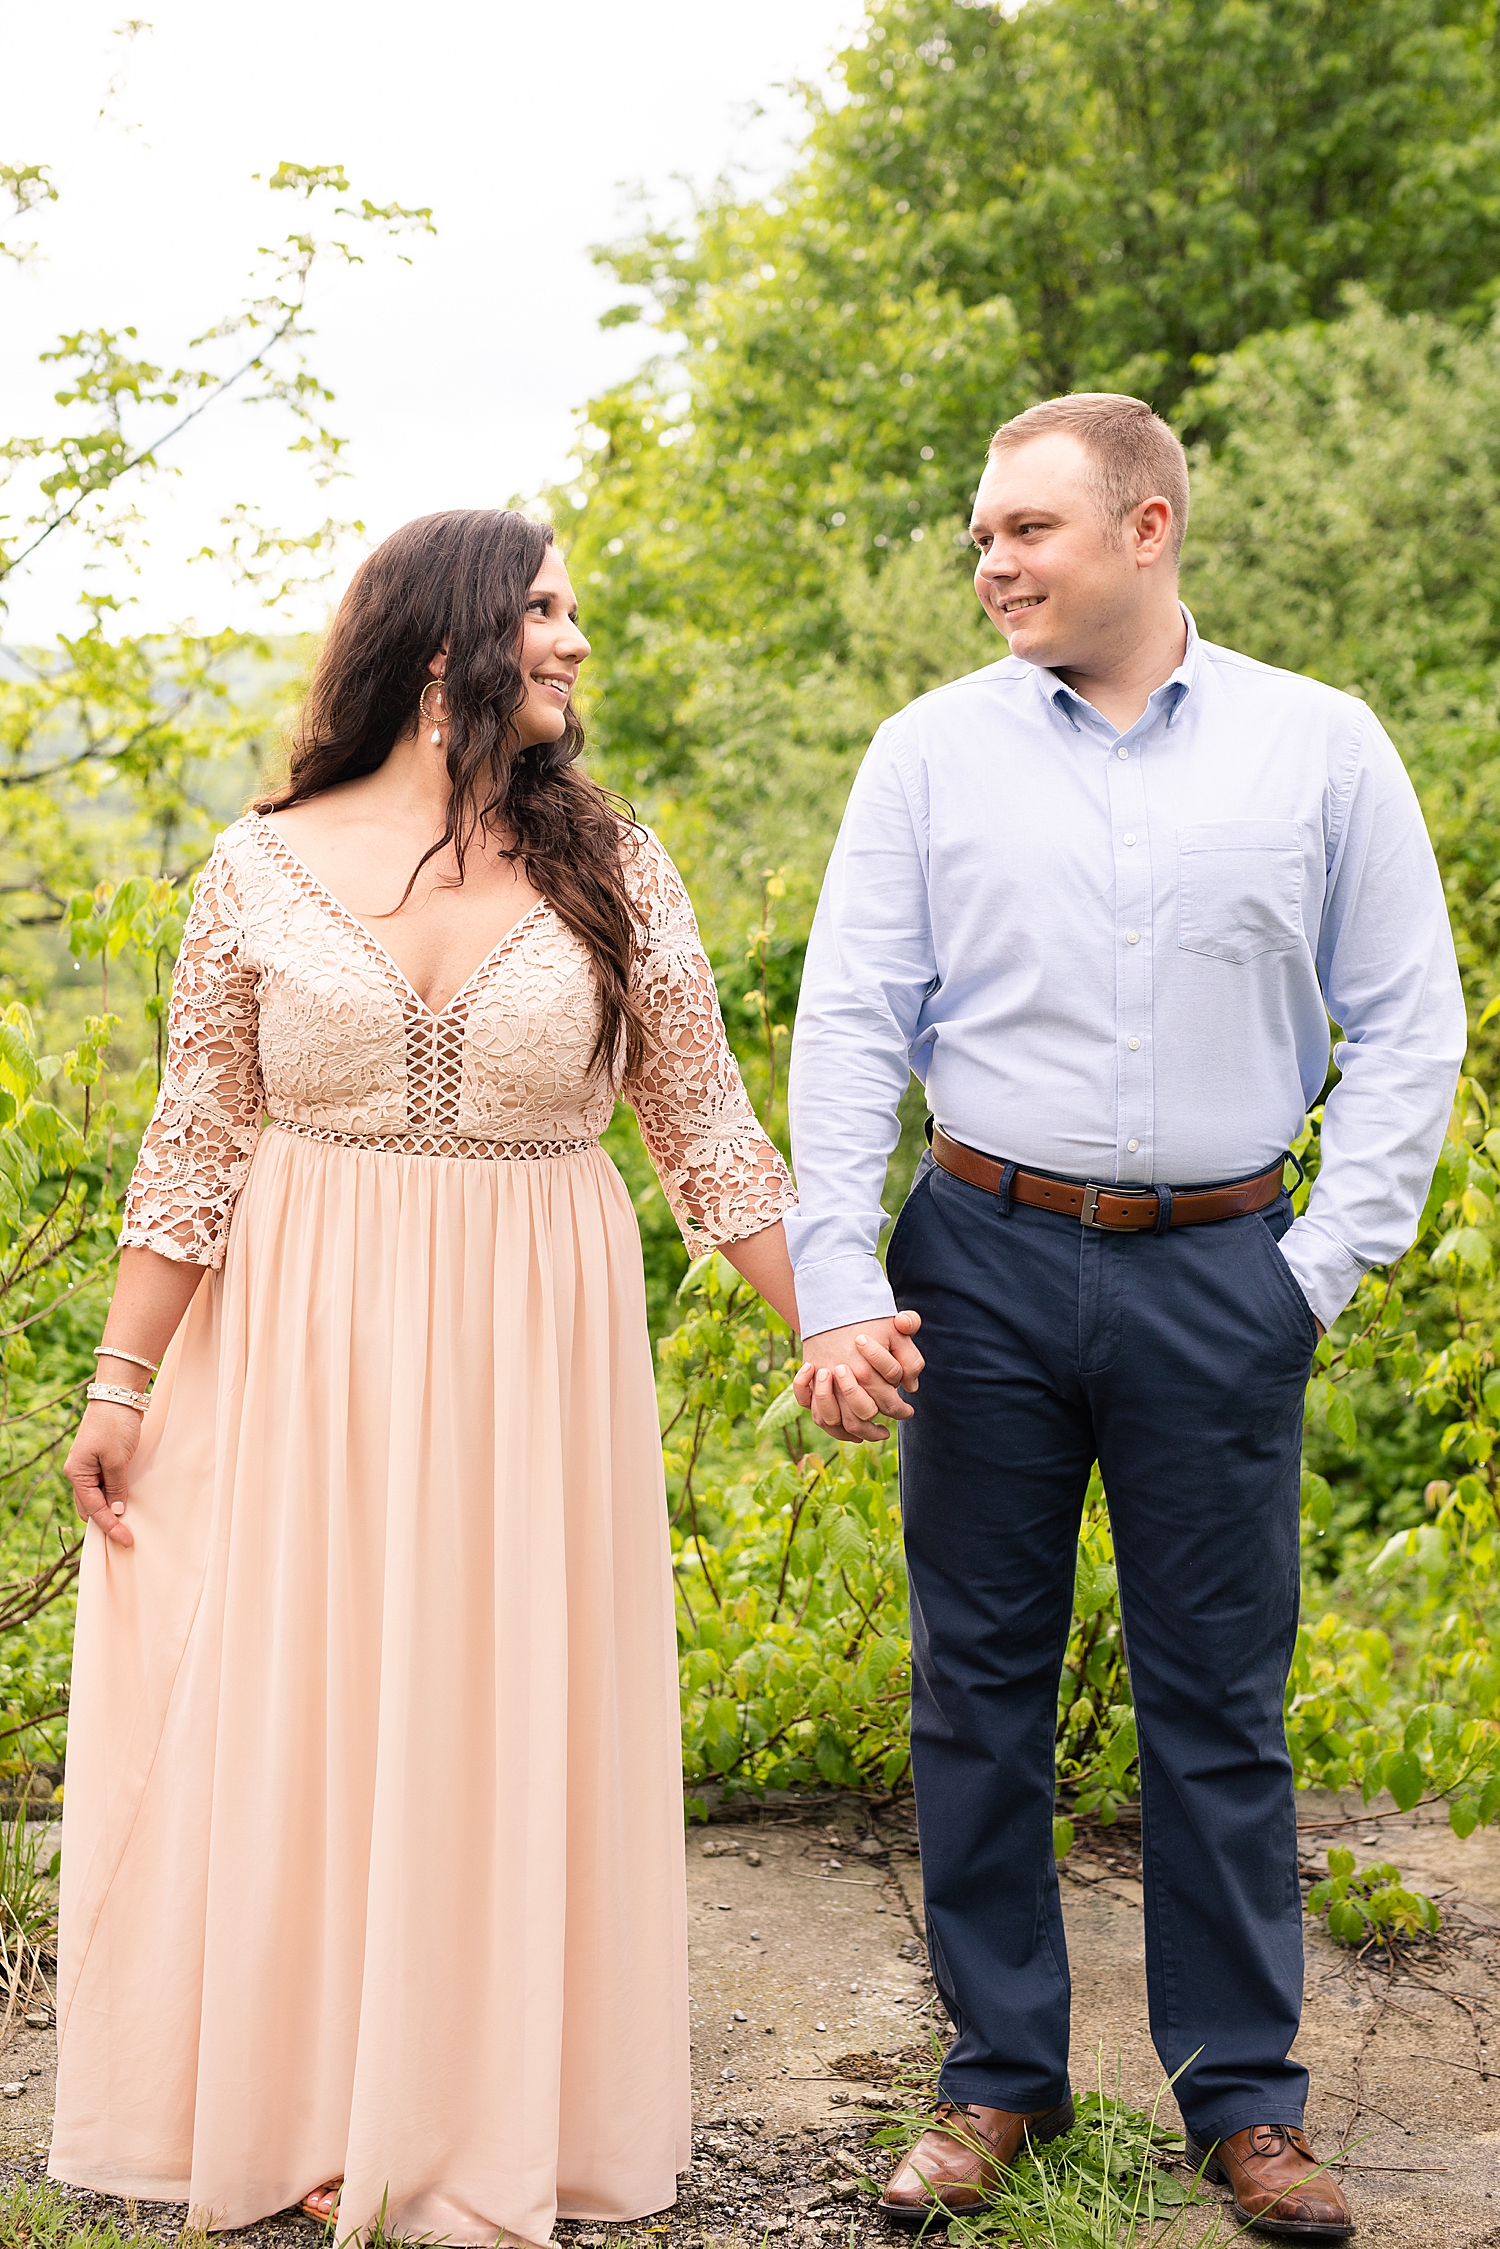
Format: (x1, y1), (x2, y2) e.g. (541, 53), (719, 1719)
(988, 393), (1190, 561)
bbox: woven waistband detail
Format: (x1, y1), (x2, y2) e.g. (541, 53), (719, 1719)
(271, 1119), (597, 1162)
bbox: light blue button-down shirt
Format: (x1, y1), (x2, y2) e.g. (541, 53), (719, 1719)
(786, 611), (1467, 1338)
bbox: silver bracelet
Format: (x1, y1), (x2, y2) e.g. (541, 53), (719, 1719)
(93, 1344), (159, 1375)
(86, 1382), (151, 1414)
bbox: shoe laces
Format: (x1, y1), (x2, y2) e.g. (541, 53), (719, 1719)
(1245, 2125), (1313, 2161)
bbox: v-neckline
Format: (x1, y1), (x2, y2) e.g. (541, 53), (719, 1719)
(250, 816), (552, 1023)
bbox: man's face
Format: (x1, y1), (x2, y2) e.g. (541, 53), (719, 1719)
(969, 432), (1154, 672)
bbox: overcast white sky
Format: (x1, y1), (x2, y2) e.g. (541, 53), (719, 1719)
(1, 0), (859, 642)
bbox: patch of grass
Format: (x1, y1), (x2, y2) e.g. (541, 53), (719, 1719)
(0, 1811), (59, 1951)
(946, 2085), (1195, 2237)
(0, 1810), (59, 2046)
(0, 2174), (205, 2249)
(859, 2054), (1269, 2247)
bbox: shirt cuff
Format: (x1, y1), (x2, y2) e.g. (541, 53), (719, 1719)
(1276, 1217), (1369, 1332)
(793, 1253), (898, 1340)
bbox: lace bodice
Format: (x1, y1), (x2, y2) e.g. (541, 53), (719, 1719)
(121, 815), (796, 1268)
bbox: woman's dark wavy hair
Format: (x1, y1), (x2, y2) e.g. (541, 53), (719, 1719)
(259, 508), (646, 1081)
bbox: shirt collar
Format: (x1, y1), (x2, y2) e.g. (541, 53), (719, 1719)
(1028, 603), (1201, 735)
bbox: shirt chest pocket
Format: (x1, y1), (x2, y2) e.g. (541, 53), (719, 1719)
(1177, 821), (1305, 966)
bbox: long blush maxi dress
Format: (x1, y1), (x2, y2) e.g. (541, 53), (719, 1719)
(48, 813), (796, 2246)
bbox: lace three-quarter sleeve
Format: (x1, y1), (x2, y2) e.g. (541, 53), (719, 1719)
(119, 840), (265, 1269)
(622, 830), (797, 1251)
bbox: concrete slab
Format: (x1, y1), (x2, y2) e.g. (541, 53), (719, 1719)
(685, 1810), (934, 2130)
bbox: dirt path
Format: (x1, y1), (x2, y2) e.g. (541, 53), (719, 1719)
(3, 1793), (1498, 2244)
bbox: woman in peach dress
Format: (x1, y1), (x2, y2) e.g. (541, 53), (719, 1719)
(51, 510), (800, 2245)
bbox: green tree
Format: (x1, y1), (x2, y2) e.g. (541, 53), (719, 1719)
(1, 161), (434, 921)
(822, 0), (1500, 404)
(1179, 293), (1500, 1050)
(2, 159), (432, 604)
(561, 0), (1500, 775)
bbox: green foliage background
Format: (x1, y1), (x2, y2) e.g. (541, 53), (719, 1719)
(7, 3), (1500, 1846)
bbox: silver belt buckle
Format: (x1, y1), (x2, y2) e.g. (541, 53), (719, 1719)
(1080, 1181), (1154, 1229)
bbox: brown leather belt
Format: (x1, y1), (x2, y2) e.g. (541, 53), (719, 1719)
(930, 1127), (1285, 1231)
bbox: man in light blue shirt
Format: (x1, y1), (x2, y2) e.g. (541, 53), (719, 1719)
(787, 394), (1465, 2240)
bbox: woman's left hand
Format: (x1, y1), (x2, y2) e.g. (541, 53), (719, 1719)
(65, 1401), (143, 1548)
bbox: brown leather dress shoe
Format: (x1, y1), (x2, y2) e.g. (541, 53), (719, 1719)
(878, 2092), (1075, 2226)
(1185, 2126), (1353, 2240)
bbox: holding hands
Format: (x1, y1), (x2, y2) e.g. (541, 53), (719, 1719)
(793, 1309), (925, 1443)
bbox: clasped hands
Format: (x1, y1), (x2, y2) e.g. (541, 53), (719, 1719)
(792, 1310), (925, 1443)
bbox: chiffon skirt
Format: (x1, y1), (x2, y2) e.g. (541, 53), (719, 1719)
(49, 1127), (690, 2245)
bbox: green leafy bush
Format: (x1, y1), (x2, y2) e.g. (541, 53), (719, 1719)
(0, 880), (185, 1785)
(1307, 1846), (1441, 1948)
(663, 1253), (912, 1800)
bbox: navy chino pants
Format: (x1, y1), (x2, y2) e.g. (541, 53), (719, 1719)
(886, 1150), (1317, 2143)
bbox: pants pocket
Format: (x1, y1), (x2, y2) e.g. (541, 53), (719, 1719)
(1243, 1207), (1320, 1358)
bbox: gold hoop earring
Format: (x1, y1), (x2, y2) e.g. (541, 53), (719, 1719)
(418, 680), (446, 745)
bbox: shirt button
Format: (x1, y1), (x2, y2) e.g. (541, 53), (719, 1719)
(1127, 1138), (1140, 1152)
(1127, 1036), (1141, 1051)
(1123, 832), (1137, 845)
(1116, 746), (1129, 759)
(1125, 930), (1140, 945)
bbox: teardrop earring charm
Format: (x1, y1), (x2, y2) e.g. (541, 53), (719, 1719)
(418, 680), (446, 746)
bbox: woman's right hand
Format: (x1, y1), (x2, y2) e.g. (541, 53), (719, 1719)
(65, 1403), (143, 1548)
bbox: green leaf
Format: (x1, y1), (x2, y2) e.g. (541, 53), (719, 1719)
(1449, 1797), (1480, 1839)
(1327, 1899), (1369, 1944)
(824, 1510), (868, 1568)
(1327, 1846), (1356, 1877)
(1301, 1470), (1333, 1530)
(814, 1733), (849, 1785)
(756, 1385), (804, 1435)
(1104, 1707), (1138, 1781)
(1384, 1749), (1424, 1812)
(1431, 1224), (1494, 1275)
(1325, 1387), (1359, 1449)
(0, 1024), (39, 1095)
(1418, 1144), (1466, 1237)
(1368, 1524), (1447, 1578)
(1052, 1817), (1075, 1861)
(676, 1253), (718, 1301)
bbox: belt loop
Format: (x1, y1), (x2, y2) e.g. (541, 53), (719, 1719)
(1283, 1147), (1305, 1195)
(997, 1159), (1016, 1216)
(1153, 1182), (1174, 1237)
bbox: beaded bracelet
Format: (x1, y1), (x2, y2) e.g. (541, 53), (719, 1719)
(85, 1382), (151, 1414)
(93, 1344), (159, 1375)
